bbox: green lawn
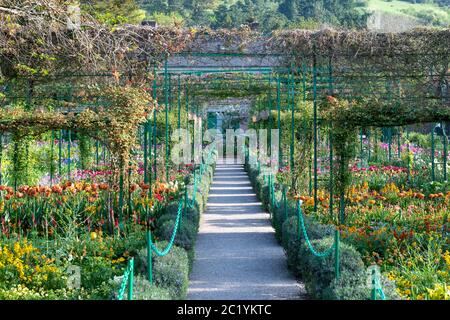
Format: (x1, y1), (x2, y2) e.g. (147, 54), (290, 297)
(367, 0), (450, 26)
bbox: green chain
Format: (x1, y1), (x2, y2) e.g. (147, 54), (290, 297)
(117, 258), (134, 300)
(296, 200), (336, 258)
(150, 198), (183, 256)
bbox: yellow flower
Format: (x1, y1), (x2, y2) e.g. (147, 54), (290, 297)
(112, 257), (126, 264)
(90, 232), (97, 240)
(443, 251), (450, 267)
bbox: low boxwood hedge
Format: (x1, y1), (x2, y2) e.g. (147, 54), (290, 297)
(126, 157), (217, 300)
(245, 163), (400, 300)
(136, 241), (189, 300)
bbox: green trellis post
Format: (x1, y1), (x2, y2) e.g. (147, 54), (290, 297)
(388, 128), (392, 163)
(276, 76), (282, 167)
(406, 128), (411, 182)
(96, 131), (100, 168)
(101, 139), (105, 165)
(304, 64), (312, 196)
(328, 57), (334, 219)
(177, 75), (181, 130)
(118, 169), (124, 229)
(360, 129), (363, 169)
(301, 62), (307, 102)
(290, 68), (295, 171)
(431, 126), (435, 181)
(148, 118), (152, 188)
(268, 75), (272, 157)
(328, 55), (339, 280)
(67, 87), (72, 181)
(168, 73), (172, 112)
(443, 122), (448, 182)
(0, 133), (2, 185)
(143, 119), (148, 184)
(59, 129), (63, 177)
(164, 58), (169, 182)
(67, 129), (71, 181)
(312, 51), (318, 213)
(50, 130), (54, 186)
(374, 129), (378, 162)
(128, 159), (132, 215)
(152, 66), (158, 182)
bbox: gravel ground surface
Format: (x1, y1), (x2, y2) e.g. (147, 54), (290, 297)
(187, 163), (307, 300)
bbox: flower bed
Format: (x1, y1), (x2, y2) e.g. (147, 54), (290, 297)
(0, 150), (218, 300)
(246, 160), (449, 300)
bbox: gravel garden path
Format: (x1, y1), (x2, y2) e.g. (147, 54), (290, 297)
(187, 162), (306, 300)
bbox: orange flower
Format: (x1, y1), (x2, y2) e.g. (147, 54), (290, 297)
(99, 183), (109, 191)
(415, 193), (425, 200)
(139, 182), (150, 190)
(326, 95), (338, 105)
(51, 185), (63, 194)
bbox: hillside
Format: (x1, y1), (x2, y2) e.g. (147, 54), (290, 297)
(367, 0), (450, 27)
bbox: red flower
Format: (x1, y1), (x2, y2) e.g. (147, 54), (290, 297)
(155, 193), (164, 202)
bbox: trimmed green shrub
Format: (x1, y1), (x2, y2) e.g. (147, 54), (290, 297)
(298, 237), (365, 299)
(153, 242), (189, 300)
(130, 275), (172, 300)
(281, 214), (334, 252)
(164, 201), (200, 228)
(136, 242), (189, 300)
(326, 271), (402, 300)
(156, 218), (197, 253)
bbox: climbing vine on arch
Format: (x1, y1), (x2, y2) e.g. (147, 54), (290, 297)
(0, 85), (154, 184)
(321, 96), (450, 222)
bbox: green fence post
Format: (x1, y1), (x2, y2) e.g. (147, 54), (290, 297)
(128, 258), (134, 300)
(296, 201), (301, 240)
(371, 269), (377, 300)
(147, 229), (153, 284)
(334, 229), (340, 281)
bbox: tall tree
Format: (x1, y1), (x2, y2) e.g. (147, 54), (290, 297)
(81, 0), (146, 25)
